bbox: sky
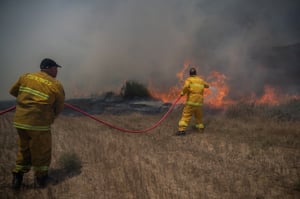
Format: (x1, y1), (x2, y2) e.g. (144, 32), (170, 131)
(1, 0), (299, 100)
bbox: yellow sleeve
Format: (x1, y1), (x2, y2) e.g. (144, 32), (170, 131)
(54, 83), (65, 117)
(9, 76), (23, 97)
(180, 79), (190, 96)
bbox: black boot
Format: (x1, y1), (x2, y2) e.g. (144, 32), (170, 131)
(35, 175), (49, 188)
(12, 172), (23, 190)
(176, 131), (186, 136)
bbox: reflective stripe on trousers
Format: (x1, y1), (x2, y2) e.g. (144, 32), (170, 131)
(13, 128), (51, 176)
(178, 104), (204, 131)
(13, 122), (51, 131)
(13, 164), (31, 173)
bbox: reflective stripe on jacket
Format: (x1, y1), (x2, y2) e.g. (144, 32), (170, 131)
(10, 71), (65, 130)
(181, 76), (209, 106)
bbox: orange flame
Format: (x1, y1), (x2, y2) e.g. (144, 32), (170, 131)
(148, 60), (300, 108)
(204, 71), (233, 108)
(148, 61), (232, 108)
(256, 85), (280, 105)
(148, 60), (191, 103)
(176, 61), (190, 81)
(242, 84), (300, 105)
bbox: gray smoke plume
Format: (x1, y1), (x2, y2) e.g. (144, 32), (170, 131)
(1, 0), (299, 100)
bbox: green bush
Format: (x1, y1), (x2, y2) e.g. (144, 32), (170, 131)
(120, 80), (151, 99)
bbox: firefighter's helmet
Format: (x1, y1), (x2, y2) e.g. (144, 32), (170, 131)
(189, 67), (197, 76)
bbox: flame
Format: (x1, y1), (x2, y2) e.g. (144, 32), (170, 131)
(148, 60), (300, 108)
(148, 60), (191, 103)
(176, 61), (190, 81)
(148, 61), (232, 108)
(254, 85), (300, 105)
(240, 84), (300, 106)
(68, 60), (299, 106)
(256, 85), (280, 105)
(204, 71), (233, 108)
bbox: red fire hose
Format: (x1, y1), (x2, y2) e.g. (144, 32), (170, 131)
(0, 106), (16, 115)
(0, 96), (182, 133)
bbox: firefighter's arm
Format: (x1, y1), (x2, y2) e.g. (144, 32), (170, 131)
(180, 79), (190, 96)
(54, 84), (65, 117)
(9, 77), (22, 97)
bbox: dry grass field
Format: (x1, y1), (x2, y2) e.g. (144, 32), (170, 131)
(0, 103), (300, 199)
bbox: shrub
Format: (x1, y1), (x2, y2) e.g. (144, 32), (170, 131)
(120, 80), (151, 99)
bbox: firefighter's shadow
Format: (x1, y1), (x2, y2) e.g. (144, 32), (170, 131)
(48, 166), (82, 185)
(48, 152), (82, 185)
(4, 168), (82, 191)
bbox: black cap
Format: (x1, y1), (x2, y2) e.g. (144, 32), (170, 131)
(40, 58), (62, 69)
(189, 67), (197, 76)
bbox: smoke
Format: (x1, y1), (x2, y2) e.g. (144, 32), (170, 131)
(1, 0), (299, 100)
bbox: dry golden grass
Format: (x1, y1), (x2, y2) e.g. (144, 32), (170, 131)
(0, 106), (300, 199)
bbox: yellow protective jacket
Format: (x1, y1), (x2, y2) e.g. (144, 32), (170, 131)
(181, 75), (209, 106)
(9, 71), (65, 131)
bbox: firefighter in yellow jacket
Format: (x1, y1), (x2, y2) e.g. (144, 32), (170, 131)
(9, 58), (65, 189)
(177, 67), (209, 136)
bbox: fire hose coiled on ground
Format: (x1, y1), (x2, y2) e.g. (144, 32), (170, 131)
(0, 95), (182, 133)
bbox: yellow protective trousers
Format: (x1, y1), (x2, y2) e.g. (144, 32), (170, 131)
(13, 128), (51, 177)
(178, 104), (204, 131)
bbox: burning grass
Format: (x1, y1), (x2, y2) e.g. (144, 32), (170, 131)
(0, 101), (300, 198)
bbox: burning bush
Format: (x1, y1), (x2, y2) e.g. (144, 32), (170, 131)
(120, 80), (152, 100)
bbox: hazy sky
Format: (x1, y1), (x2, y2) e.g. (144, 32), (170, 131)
(1, 0), (299, 100)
